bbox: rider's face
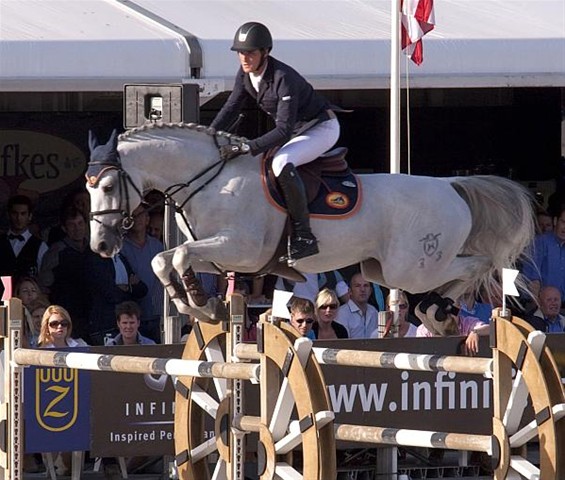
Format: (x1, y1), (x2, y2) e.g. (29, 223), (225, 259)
(237, 50), (264, 74)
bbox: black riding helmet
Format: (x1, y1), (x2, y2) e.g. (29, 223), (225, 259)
(231, 22), (273, 52)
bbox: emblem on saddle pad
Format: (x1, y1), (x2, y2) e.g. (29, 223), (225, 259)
(262, 150), (361, 218)
(325, 191), (350, 210)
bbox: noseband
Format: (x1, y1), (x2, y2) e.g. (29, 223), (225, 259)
(86, 159), (143, 237)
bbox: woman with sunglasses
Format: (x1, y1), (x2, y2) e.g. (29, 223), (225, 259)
(37, 305), (87, 348)
(313, 288), (348, 340)
(36, 305), (87, 476)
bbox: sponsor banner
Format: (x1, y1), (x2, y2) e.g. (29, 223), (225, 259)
(317, 336), (493, 435)
(0, 130), (86, 194)
(24, 350), (91, 453)
(90, 344), (182, 457)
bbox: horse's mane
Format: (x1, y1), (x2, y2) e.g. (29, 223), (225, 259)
(118, 121), (248, 144)
(116, 122), (250, 195)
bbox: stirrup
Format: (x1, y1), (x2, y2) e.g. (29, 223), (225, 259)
(279, 235), (319, 267)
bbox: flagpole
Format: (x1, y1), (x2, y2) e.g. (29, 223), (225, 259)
(389, 0), (401, 329)
(390, 0), (401, 176)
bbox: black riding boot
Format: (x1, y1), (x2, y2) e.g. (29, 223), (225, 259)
(277, 164), (319, 265)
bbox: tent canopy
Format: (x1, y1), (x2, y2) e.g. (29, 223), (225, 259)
(1, 0), (563, 92)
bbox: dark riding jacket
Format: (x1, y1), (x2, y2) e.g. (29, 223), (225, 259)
(210, 56), (330, 155)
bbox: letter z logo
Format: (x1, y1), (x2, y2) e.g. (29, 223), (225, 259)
(36, 368), (79, 432)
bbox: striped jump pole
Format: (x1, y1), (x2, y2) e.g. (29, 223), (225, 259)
(334, 423), (493, 454)
(235, 343), (492, 376)
(13, 348), (260, 381)
(231, 415), (493, 453)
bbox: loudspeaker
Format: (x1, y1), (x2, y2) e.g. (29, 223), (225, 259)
(123, 83), (200, 129)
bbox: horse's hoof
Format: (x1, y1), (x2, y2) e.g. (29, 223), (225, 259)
(417, 292), (443, 316)
(417, 293), (459, 322)
(416, 298), (459, 337)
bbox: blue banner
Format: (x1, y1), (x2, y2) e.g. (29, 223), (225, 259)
(24, 359), (90, 453)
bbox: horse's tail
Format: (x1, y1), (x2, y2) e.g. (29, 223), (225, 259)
(449, 175), (535, 300)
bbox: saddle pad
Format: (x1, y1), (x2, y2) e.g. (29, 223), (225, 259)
(262, 158), (362, 219)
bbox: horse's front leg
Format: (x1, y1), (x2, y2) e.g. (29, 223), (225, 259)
(152, 248), (226, 322)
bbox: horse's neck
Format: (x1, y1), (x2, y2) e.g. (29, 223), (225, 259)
(120, 134), (216, 192)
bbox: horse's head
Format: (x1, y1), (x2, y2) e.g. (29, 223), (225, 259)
(85, 129), (142, 257)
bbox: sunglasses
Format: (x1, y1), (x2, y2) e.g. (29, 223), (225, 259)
(294, 318), (315, 325)
(318, 303), (338, 310)
(398, 304), (408, 309)
(49, 321), (70, 328)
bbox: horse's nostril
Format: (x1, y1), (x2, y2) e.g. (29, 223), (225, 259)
(98, 241), (107, 253)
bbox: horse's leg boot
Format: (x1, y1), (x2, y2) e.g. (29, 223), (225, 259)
(164, 276), (190, 305)
(276, 164), (319, 266)
(181, 268), (228, 323)
(182, 267), (209, 307)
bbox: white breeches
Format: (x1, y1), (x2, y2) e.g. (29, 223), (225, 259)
(272, 117), (340, 177)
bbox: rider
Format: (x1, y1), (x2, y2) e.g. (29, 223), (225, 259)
(210, 22), (341, 265)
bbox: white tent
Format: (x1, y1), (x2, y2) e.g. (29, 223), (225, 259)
(1, 0), (564, 93)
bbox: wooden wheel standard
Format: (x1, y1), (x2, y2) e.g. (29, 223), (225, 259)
(251, 321), (336, 480)
(174, 319), (230, 479)
(491, 311), (565, 480)
(174, 300), (336, 480)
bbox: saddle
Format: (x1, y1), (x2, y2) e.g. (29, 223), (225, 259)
(253, 146), (361, 283)
(263, 147), (361, 218)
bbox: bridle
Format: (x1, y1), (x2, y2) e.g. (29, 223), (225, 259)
(86, 158), (144, 239)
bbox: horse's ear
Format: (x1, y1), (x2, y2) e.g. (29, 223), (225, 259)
(108, 129), (119, 150)
(88, 130), (99, 153)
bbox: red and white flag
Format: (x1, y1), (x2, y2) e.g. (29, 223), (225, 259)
(401, 0), (435, 66)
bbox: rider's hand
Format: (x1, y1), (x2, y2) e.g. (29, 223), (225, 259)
(220, 143), (250, 161)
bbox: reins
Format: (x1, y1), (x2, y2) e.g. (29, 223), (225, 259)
(163, 154), (227, 241)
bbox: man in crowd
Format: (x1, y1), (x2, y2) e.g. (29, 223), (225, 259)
(288, 297), (316, 339)
(84, 250), (147, 346)
(526, 285), (565, 333)
(336, 273), (378, 339)
(39, 206), (91, 341)
(0, 194), (48, 279)
(523, 205), (565, 301)
(107, 301), (156, 346)
(120, 203), (164, 342)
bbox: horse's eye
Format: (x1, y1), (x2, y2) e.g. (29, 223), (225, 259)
(102, 184), (114, 193)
